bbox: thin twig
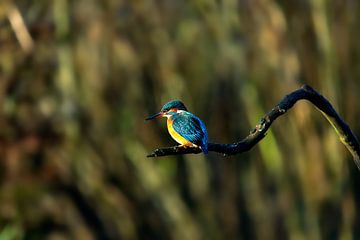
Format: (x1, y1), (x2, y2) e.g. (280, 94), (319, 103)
(147, 85), (360, 171)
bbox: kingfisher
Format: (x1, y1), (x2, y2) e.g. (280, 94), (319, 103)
(146, 100), (208, 154)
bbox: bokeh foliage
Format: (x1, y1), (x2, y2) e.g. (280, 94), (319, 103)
(0, 0), (359, 239)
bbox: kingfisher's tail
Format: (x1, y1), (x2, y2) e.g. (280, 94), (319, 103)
(201, 143), (208, 154)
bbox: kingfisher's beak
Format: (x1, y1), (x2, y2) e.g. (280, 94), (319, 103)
(145, 112), (163, 120)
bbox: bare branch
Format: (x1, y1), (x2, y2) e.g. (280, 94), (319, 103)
(147, 85), (360, 171)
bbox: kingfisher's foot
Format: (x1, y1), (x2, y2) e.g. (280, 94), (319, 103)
(178, 144), (200, 149)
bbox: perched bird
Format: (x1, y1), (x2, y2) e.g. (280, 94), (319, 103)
(146, 100), (208, 154)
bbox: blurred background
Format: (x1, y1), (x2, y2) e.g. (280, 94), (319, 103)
(0, 0), (359, 239)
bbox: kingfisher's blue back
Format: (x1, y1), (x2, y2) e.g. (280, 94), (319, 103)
(169, 111), (208, 154)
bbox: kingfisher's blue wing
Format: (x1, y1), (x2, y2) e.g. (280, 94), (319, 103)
(172, 112), (208, 146)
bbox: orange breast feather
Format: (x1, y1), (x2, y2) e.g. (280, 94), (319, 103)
(167, 118), (195, 146)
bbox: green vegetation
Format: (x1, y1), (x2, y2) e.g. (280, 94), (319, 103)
(0, 0), (359, 239)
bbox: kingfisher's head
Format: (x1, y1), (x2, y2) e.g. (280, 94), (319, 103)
(146, 100), (187, 120)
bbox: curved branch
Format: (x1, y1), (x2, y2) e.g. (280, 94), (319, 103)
(147, 85), (360, 171)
